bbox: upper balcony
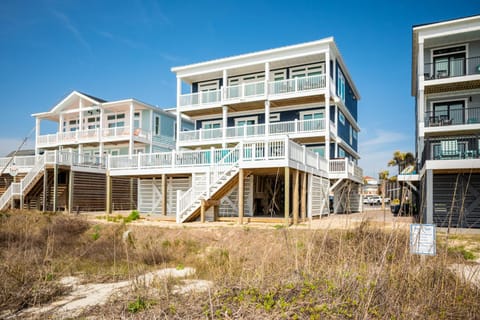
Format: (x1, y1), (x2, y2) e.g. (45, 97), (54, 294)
(423, 106), (480, 135)
(36, 126), (151, 149)
(178, 74), (328, 114)
(420, 135), (480, 172)
(178, 118), (333, 147)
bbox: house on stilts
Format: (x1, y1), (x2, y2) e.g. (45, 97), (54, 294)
(108, 37), (363, 223)
(0, 91), (192, 212)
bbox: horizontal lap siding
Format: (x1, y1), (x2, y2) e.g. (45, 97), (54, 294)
(72, 171), (106, 211)
(310, 175), (328, 216)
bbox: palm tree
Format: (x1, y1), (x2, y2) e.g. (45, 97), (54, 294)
(388, 151), (415, 175)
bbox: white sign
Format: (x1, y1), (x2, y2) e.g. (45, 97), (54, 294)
(410, 224), (436, 256)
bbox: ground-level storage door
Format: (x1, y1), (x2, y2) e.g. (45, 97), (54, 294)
(308, 174), (329, 217)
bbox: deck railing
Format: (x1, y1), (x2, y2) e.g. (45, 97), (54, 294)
(421, 135), (480, 167)
(178, 74), (327, 108)
(329, 158), (363, 180)
(36, 126), (148, 148)
(178, 118), (326, 143)
(424, 106), (480, 127)
(424, 56), (480, 80)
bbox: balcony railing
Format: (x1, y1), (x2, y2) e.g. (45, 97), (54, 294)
(178, 74), (327, 108)
(421, 135), (480, 166)
(178, 118), (326, 143)
(36, 126), (151, 148)
(329, 158), (363, 181)
(424, 106), (480, 127)
(424, 56), (480, 80)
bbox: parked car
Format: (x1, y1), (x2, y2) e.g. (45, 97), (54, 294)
(363, 196), (372, 204)
(369, 195), (382, 205)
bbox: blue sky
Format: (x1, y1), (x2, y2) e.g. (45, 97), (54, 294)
(0, 0), (478, 176)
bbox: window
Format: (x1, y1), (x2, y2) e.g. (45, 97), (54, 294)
(309, 146), (325, 158)
(202, 120), (222, 129)
(352, 129), (358, 140)
(270, 70), (286, 81)
(134, 111), (141, 129)
(432, 100), (465, 125)
(67, 119), (79, 132)
(235, 116), (257, 136)
(432, 45), (466, 78)
(349, 126), (353, 145)
(337, 68), (346, 102)
(87, 116), (100, 130)
(107, 113), (125, 128)
(338, 147), (346, 158)
(155, 116), (160, 135)
(290, 63), (325, 78)
(339, 111), (345, 125)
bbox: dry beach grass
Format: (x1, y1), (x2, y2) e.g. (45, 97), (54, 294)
(0, 210), (479, 319)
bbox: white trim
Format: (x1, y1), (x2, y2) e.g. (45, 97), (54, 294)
(198, 80), (220, 91)
(290, 62), (325, 78)
(299, 109), (325, 120)
(338, 111), (345, 125)
(269, 113), (280, 122)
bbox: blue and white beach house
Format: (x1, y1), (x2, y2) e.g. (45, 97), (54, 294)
(410, 15), (480, 227)
(108, 38), (363, 223)
(0, 38), (363, 224)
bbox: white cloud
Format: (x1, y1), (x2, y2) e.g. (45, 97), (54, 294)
(51, 10), (92, 53)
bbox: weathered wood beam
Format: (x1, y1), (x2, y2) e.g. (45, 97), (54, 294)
(200, 199), (206, 223)
(301, 171), (307, 221)
(284, 167), (290, 225)
(293, 169), (299, 225)
(68, 170), (74, 213)
(162, 174), (167, 216)
(106, 173), (112, 214)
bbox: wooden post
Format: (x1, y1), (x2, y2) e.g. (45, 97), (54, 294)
(68, 170), (74, 213)
(42, 169), (47, 212)
(238, 168), (244, 224)
(106, 173), (112, 214)
(129, 178), (134, 210)
(293, 169), (299, 225)
(284, 167), (290, 225)
(53, 165), (58, 212)
(200, 199), (206, 223)
(301, 171), (307, 221)
(162, 174), (167, 216)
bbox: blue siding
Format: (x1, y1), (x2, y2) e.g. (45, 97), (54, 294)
(159, 114), (175, 138)
(337, 114), (358, 152)
(336, 61), (358, 121)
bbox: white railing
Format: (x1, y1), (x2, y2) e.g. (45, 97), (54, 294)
(176, 188), (194, 222)
(269, 74), (326, 95)
(37, 126), (140, 148)
(225, 80), (265, 100)
(179, 74), (326, 108)
(179, 89), (222, 107)
(178, 118), (326, 143)
(0, 155), (37, 171)
(329, 158), (362, 180)
(0, 186), (13, 210)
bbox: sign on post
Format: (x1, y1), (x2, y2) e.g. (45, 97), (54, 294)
(410, 224), (436, 256)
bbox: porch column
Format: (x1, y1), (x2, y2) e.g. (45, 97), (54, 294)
(79, 99), (83, 131)
(35, 118), (41, 155)
(222, 106), (228, 148)
(325, 50), (331, 162)
(418, 38), (424, 82)
(425, 169), (433, 224)
(222, 69), (228, 100)
(238, 168), (244, 224)
(59, 114), (64, 133)
(129, 101), (134, 156)
(293, 169), (299, 224)
(264, 100), (270, 137)
(301, 171), (307, 221)
(284, 167), (290, 225)
(176, 77), (182, 151)
(162, 174), (167, 216)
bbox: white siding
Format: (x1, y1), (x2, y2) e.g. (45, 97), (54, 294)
(138, 176), (191, 216)
(219, 175), (253, 217)
(309, 174), (329, 217)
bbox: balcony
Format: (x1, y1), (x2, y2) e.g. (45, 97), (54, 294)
(424, 106), (480, 128)
(421, 135), (480, 171)
(329, 158), (363, 183)
(178, 74), (327, 111)
(177, 118), (326, 146)
(36, 127), (151, 148)
(424, 56), (480, 81)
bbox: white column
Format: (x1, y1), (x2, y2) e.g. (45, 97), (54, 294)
(176, 77), (182, 151)
(35, 118), (41, 155)
(325, 50), (331, 161)
(222, 69), (228, 100)
(426, 169), (433, 224)
(59, 114), (64, 133)
(222, 105), (228, 148)
(99, 106), (104, 147)
(264, 62), (270, 96)
(79, 99), (83, 131)
(418, 39), (425, 82)
(129, 101), (134, 156)
(334, 105), (338, 158)
(265, 100), (270, 137)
